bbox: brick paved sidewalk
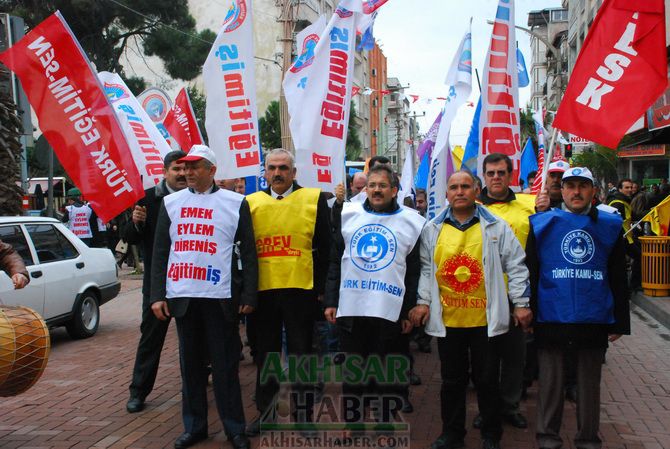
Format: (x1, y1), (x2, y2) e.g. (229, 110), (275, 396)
(0, 276), (668, 449)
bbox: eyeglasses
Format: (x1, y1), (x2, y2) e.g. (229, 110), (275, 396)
(485, 170), (509, 178)
(367, 183), (391, 190)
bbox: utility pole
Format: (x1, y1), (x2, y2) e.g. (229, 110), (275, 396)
(278, 1), (296, 152)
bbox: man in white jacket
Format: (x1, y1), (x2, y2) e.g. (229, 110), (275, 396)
(410, 170), (531, 449)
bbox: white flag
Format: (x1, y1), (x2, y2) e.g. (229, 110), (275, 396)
(398, 144), (415, 203)
(98, 72), (172, 189)
(283, 0), (363, 192)
(427, 25), (473, 220)
(203, 0), (261, 178)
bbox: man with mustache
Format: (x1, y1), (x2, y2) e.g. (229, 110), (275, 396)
(526, 167), (629, 449)
(150, 145), (257, 449)
(535, 160), (570, 212)
(124, 150), (186, 414)
(245, 148), (331, 435)
(410, 171), (531, 449)
(324, 164), (425, 431)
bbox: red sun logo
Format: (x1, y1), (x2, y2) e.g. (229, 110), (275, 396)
(440, 253), (483, 295)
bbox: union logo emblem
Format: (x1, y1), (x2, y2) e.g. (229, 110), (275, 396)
(223, 0), (247, 33)
(440, 253), (483, 295)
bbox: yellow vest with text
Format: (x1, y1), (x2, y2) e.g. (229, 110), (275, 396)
(435, 223), (488, 328)
(484, 193), (536, 249)
(247, 188), (319, 291)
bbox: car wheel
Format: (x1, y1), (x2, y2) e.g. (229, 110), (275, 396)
(66, 290), (100, 339)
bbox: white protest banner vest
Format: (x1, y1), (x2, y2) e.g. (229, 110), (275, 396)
(66, 204), (93, 238)
(163, 189), (243, 299)
(98, 72), (172, 189)
(203, 0), (261, 179)
(283, 0), (362, 192)
(337, 202), (425, 322)
(478, 0), (522, 188)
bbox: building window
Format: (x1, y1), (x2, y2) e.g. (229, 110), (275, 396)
(551, 10), (568, 22)
(371, 68), (377, 76)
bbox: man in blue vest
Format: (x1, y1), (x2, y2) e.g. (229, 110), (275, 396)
(526, 167), (630, 449)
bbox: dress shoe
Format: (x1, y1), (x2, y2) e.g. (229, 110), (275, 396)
(502, 412), (528, 429)
(431, 433), (464, 449)
(472, 413), (482, 429)
(409, 371), (422, 386)
(246, 418), (261, 437)
(230, 434), (250, 449)
(125, 396), (145, 413)
(481, 439), (501, 449)
(565, 385), (577, 403)
(174, 432), (207, 449)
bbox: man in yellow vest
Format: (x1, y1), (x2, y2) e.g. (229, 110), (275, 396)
(245, 148), (331, 436)
(475, 153), (536, 430)
(410, 170), (531, 449)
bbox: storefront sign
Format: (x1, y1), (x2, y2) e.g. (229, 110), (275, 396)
(618, 144), (667, 157)
(569, 134), (591, 146)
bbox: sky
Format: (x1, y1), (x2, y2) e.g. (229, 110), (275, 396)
(374, 0), (563, 146)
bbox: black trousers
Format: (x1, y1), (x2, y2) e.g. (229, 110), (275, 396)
(338, 317), (406, 423)
(437, 326), (503, 444)
(176, 299), (246, 437)
(253, 289), (317, 418)
(129, 294), (171, 400)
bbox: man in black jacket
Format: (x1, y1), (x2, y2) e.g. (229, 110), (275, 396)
(526, 167), (630, 449)
(324, 165), (423, 429)
(123, 150), (186, 414)
(151, 145), (257, 449)
(245, 148), (330, 435)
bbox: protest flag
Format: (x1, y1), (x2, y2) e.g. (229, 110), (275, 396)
(0, 12), (143, 222)
(553, 0), (667, 148)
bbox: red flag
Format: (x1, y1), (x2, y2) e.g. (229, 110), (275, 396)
(531, 148), (544, 194)
(553, 0), (667, 148)
(163, 87), (204, 152)
(0, 12), (143, 222)
(351, 86), (361, 96)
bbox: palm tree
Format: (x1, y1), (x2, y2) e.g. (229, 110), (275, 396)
(0, 66), (24, 216)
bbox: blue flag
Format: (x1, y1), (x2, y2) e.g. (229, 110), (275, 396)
(245, 144), (268, 194)
(414, 152), (430, 190)
(462, 97), (481, 174)
(357, 12), (377, 51)
(519, 138), (537, 188)
(517, 48), (529, 88)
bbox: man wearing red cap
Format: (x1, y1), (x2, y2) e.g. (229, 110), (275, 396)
(535, 160), (570, 212)
(151, 145), (257, 449)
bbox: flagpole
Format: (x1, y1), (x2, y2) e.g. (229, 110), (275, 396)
(539, 127), (558, 193)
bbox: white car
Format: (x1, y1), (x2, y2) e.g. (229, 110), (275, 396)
(0, 217), (120, 339)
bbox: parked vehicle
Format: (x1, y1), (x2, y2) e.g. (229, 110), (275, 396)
(0, 217), (120, 339)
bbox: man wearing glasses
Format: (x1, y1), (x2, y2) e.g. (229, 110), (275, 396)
(474, 153), (536, 430)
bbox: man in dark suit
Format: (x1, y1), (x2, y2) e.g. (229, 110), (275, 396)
(151, 145), (257, 449)
(245, 148), (331, 435)
(124, 150), (186, 414)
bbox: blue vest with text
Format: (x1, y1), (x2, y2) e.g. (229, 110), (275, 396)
(530, 209), (622, 324)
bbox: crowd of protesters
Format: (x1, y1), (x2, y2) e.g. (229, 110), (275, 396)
(37, 147), (670, 449)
